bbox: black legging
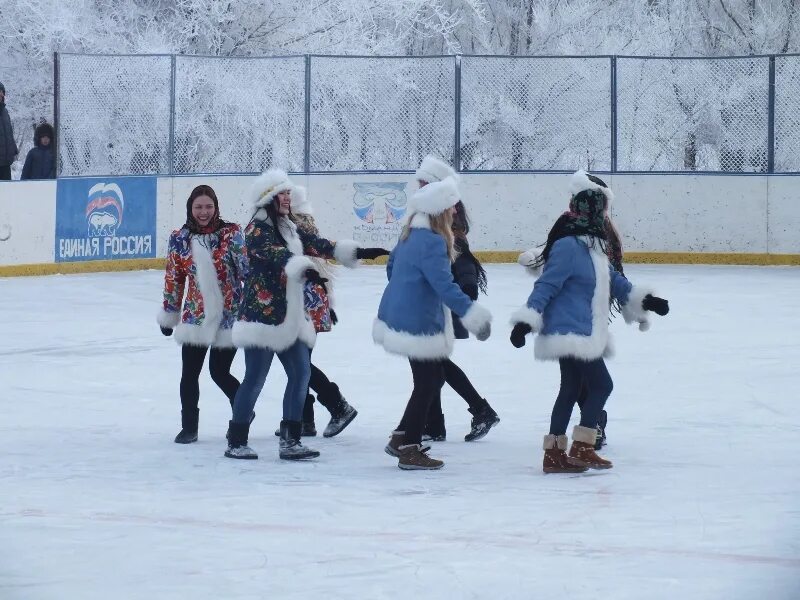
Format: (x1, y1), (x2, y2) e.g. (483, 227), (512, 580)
(427, 359), (483, 417)
(550, 357), (613, 436)
(397, 359), (447, 445)
(180, 345), (240, 411)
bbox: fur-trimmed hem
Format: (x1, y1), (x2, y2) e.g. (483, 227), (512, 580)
(534, 331), (614, 361)
(333, 239), (359, 268)
(157, 308), (180, 329)
(212, 327), (235, 348)
(233, 319), (316, 352)
(174, 323), (214, 347)
(621, 284), (654, 329)
(510, 306), (543, 331)
(459, 302), (492, 336)
(372, 318), (454, 360)
(518, 249), (542, 277)
(572, 425), (597, 445)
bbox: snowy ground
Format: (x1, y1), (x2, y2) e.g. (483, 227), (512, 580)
(1, 263), (799, 600)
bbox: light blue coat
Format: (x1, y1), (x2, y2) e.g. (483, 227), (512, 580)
(511, 236), (651, 361)
(373, 214), (491, 359)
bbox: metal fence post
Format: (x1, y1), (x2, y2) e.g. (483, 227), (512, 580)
(767, 55), (776, 174)
(168, 55), (176, 175)
(454, 55), (462, 172)
(304, 55), (311, 173)
(610, 55), (618, 173)
(53, 52), (60, 177)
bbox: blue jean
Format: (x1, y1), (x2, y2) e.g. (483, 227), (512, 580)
(549, 357), (613, 436)
(231, 341), (311, 424)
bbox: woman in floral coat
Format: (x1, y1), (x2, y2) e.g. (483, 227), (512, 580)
(225, 169), (388, 461)
(157, 184), (248, 444)
(271, 185), (359, 438)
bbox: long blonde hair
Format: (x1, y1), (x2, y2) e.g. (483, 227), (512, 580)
(400, 210), (456, 262)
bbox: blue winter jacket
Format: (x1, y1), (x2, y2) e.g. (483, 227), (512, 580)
(511, 236), (651, 361)
(373, 214), (490, 359)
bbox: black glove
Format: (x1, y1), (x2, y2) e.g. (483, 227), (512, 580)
(305, 269), (329, 287)
(642, 294), (669, 316)
(356, 247), (391, 260)
(160, 326), (173, 337)
(329, 308), (338, 325)
(510, 322), (532, 348)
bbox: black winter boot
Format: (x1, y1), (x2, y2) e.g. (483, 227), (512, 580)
(422, 412), (446, 442)
(464, 401), (500, 442)
(174, 408), (199, 444)
(317, 383), (358, 438)
(279, 420), (320, 460)
(224, 420), (258, 459)
(302, 394), (317, 436)
(595, 409), (608, 450)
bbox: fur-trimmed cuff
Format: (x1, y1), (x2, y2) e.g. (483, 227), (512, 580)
(459, 302), (492, 336)
(518, 249), (542, 277)
(572, 425), (597, 445)
(157, 308), (180, 329)
(510, 305), (543, 332)
(285, 255), (315, 282)
(621, 285), (654, 328)
(543, 434), (569, 450)
(333, 239), (359, 268)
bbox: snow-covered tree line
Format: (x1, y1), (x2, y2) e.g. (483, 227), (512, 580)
(1, 0), (798, 175)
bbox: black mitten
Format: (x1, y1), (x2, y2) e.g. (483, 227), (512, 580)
(329, 308), (338, 325)
(160, 326), (173, 337)
(305, 269), (329, 286)
(642, 294), (669, 316)
(510, 322), (532, 348)
(356, 247), (391, 260)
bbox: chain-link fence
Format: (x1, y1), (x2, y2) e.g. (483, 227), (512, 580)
(310, 56), (455, 171)
(56, 53), (800, 176)
(58, 54), (172, 177)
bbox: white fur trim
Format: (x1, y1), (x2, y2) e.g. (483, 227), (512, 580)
(572, 425), (597, 445)
(407, 177), (459, 216)
(249, 169), (295, 210)
(621, 284), (654, 331)
(570, 169), (614, 207)
(333, 239), (359, 268)
(510, 306), (543, 331)
(415, 155), (459, 184)
(174, 239), (224, 347)
(372, 306), (455, 360)
(533, 247), (614, 361)
(213, 328), (235, 348)
(518, 248), (543, 277)
(543, 434), (569, 451)
(409, 212), (432, 229)
(277, 217), (304, 256)
(459, 302), (492, 336)
(157, 308), (180, 329)
(291, 185), (313, 215)
(233, 254), (317, 351)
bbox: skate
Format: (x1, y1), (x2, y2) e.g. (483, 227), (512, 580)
(279, 420), (320, 460)
(397, 444), (444, 470)
(464, 402), (500, 442)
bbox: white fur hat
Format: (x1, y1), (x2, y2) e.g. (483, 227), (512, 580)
(249, 168), (295, 209)
(407, 176), (460, 216)
(415, 155), (459, 184)
(291, 185), (312, 216)
(569, 170), (614, 207)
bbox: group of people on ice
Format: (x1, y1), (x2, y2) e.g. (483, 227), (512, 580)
(157, 155), (669, 472)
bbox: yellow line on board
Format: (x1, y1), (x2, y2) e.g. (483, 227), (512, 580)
(1, 252), (798, 277)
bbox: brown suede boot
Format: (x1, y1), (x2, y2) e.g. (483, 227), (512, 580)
(568, 425), (613, 469)
(543, 434), (589, 473)
(384, 430), (405, 457)
(397, 444), (444, 470)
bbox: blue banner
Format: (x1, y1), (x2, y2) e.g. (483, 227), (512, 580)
(55, 177), (157, 262)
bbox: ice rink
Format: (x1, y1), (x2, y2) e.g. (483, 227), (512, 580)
(1, 263), (799, 599)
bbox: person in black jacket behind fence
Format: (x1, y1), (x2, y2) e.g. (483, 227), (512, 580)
(414, 155), (501, 443)
(0, 82), (18, 181)
(21, 122), (56, 180)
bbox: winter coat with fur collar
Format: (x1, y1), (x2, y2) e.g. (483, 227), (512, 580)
(373, 213), (491, 360)
(233, 215), (358, 352)
(157, 224), (248, 348)
(511, 236), (651, 361)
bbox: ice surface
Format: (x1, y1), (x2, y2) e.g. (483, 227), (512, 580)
(1, 264), (799, 599)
